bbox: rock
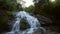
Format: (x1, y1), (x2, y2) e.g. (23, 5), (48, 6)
(36, 15), (52, 26)
(20, 18), (30, 31)
(33, 28), (46, 34)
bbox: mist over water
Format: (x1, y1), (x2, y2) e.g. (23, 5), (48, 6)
(6, 11), (46, 34)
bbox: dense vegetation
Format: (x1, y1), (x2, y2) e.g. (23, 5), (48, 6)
(0, 0), (23, 24)
(33, 0), (60, 32)
(0, 0), (23, 33)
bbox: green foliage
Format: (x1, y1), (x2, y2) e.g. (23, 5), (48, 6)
(0, 0), (23, 32)
(20, 18), (30, 31)
(0, 0), (23, 24)
(24, 5), (34, 12)
(33, 0), (60, 19)
(28, 0), (60, 32)
(33, 0), (60, 32)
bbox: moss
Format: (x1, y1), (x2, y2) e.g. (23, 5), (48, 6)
(20, 18), (30, 31)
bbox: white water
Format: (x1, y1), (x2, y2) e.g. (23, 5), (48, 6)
(6, 11), (46, 34)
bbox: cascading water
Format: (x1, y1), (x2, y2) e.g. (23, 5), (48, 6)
(6, 11), (46, 34)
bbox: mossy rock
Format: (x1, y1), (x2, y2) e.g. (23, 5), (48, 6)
(20, 18), (30, 31)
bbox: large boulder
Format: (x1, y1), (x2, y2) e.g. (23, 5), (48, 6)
(20, 18), (30, 31)
(36, 15), (52, 26)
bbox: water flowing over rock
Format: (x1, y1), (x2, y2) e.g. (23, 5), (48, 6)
(6, 11), (46, 34)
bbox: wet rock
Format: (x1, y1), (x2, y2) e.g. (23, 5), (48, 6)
(36, 15), (52, 26)
(20, 18), (30, 31)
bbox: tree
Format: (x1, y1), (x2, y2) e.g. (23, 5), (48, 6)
(0, 0), (23, 23)
(24, 5), (34, 12)
(33, 0), (60, 32)
(0, 0), (23, 33)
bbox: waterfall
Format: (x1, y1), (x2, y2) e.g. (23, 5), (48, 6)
(6, 11), (46, 34)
